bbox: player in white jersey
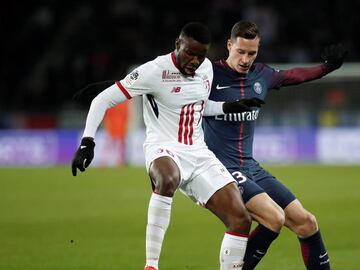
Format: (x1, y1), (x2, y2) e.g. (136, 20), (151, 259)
(71, 22), (263, 270)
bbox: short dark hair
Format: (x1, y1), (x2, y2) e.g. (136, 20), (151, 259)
(180, 22), (211, 44)
(230, 21), (259, 40)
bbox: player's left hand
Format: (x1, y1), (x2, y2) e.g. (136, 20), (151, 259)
(223, 98), (265, 113)
(321, 44), (348, 72)
(71, 137), (95, 176)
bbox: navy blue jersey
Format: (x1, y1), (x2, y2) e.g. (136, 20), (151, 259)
(203, 60), (287, 169)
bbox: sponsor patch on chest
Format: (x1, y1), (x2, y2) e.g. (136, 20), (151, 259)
(162, 70), (181, 82)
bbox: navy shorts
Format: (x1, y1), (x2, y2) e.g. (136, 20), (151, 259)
(228, 162), (296, 209)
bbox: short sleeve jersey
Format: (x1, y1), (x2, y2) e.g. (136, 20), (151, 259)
(117, 52), (213, 147)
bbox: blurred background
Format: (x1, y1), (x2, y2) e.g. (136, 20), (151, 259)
(1, 2), (360, 269)
(1, 0), (359, 166)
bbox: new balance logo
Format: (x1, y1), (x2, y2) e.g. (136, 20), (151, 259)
(216, 84), (231, 90)
(171, 86), (182, 93)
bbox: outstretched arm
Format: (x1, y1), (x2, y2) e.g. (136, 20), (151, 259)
(280, 64), (328, 86)
(71, 84), (128, 176)
(280, 44), (348, 86)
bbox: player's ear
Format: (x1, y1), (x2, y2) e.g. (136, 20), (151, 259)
(175, 38), (181, 51)
(226, 39), (232, 51)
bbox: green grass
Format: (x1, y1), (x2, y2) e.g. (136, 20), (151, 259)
(0, 165), (359, 269)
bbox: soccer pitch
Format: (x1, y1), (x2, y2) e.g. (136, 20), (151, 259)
(0, 165), (359, 270)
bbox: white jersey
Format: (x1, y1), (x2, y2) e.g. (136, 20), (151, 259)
(117, 52), (213, 147)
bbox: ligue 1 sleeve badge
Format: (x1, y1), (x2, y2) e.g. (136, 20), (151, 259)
(253, 82), (262, 94)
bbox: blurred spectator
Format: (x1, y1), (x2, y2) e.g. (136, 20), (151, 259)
(97, 101), (131, 167)
(0, 0), (359, 128)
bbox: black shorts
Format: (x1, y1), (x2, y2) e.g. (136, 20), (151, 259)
(228, 162), (296, 209)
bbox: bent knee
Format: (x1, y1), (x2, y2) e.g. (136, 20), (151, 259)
(305, 213), (318, 233)
(262, 208), (285, 232)
(293, 213), (318, 237)
(271, 209), (285, 230)
(229, 211), (252, 232)
(153, 173), (180, 196)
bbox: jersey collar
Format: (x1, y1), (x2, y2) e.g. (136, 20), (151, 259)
(218, 59), (247, 78)
(171, 52), (180, 69)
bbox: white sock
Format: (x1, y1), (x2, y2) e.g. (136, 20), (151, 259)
(219, 232), (248, 270)
(145, 193), (173, 269)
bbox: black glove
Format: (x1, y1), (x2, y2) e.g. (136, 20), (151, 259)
(71, 137), (95, 176)
(73, 80), (115, 104)
(321, 44), (348, 72)
(223, 98), (265, 113)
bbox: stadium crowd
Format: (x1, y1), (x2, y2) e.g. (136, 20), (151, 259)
(0, 0), (359, 128)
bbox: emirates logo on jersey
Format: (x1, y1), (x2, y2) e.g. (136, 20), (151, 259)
(162, 70), (181, 82)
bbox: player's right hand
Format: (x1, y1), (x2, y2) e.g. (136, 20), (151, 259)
(223, 98), (265, 113)
(71, 137), (95, 176)
(321, 44), (348, 72)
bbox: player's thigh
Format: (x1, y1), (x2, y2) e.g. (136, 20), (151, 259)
(181, 163), (235, 207)
(145, 145), (183, 191)
(149, 156), (181, 185)
(228, 169), (264, 204)
(246, 192), (285, 231)
(255, 171), (296, 210)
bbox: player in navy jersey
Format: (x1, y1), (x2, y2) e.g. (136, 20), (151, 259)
(203, 21), (347, 270)
(71, 22), (269, 270)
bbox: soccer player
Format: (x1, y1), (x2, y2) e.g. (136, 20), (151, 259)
(203, 21), (347, 270)
(71, 22), (265, 270)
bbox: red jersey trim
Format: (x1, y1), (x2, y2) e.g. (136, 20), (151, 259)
(171, 52), (180, 69)
(238, 79), (246, 166)
(226, 231), (249, 238)
(115, 81), (132, 99)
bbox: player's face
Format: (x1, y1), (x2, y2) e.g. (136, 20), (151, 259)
(226, 36), (260, 74)
(175, 36), (210, 76)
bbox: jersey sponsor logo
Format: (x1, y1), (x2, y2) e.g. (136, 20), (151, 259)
(162, 70), (181, 82)
(253, 82), (262, 94)
(125, 70), (139, 85)
(216, 84), (231, 90)
(171, 86), (182, 93)
(215, 109), (260, 122)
